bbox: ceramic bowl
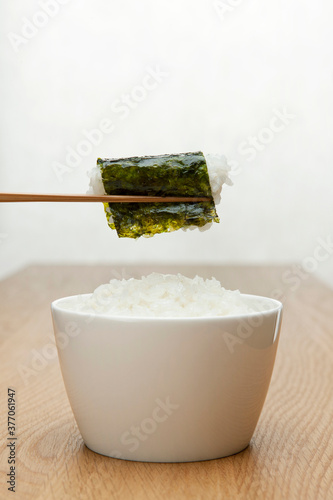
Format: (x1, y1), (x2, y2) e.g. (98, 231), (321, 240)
(51, 294), (282, 462)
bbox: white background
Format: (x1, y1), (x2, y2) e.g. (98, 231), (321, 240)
(1, 0), (332, 289)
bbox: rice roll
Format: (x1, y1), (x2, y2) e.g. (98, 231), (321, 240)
(88, 152), (231, 239)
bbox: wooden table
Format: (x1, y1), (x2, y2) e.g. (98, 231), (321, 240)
(0, 265), (332, 500)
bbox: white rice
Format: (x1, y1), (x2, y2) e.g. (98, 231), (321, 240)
(204, 153), (232, 205)
(87, 153), (232, 231)
(62, 273), (256, 318)
(87, 167), (105, 195)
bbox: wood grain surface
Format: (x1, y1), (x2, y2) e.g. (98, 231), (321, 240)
(0, 265), (332, 500)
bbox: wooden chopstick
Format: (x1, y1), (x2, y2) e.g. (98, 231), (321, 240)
(0, 193), (211, 203)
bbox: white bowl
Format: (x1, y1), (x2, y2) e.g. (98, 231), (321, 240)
(51, 294), (282, 463)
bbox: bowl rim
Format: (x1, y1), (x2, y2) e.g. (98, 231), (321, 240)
(51, 293), (283, 321)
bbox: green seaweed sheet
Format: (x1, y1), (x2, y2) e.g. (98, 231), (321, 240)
(97, 152), (219, 239)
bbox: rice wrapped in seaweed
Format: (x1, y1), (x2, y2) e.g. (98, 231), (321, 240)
(88, 151), (231, 239)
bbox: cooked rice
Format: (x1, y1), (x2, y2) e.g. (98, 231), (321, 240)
(61, 273), (255, 318)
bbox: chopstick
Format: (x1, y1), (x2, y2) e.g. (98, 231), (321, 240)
(0, 193), (211, 203)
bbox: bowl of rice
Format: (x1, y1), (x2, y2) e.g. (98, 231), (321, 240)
(51, 273), (283, 463)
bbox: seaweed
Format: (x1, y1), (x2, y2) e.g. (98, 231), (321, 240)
(97, 152), (219, 238)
